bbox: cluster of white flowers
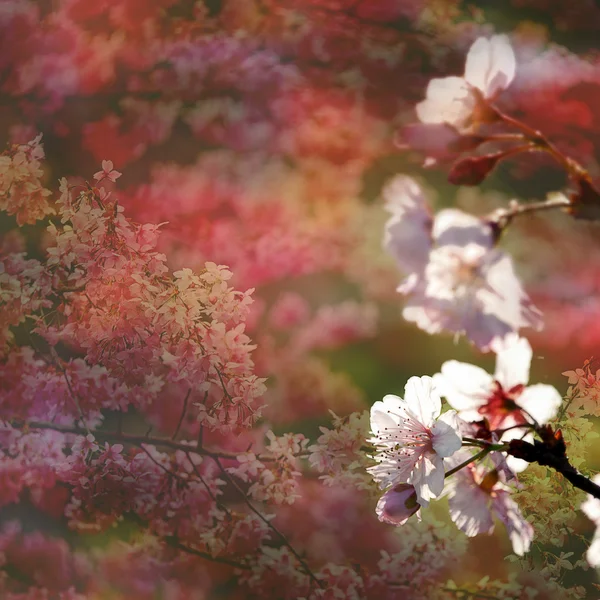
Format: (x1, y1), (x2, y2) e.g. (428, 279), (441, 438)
(369, 334), (561, 555)
(372, 32), (600, 567)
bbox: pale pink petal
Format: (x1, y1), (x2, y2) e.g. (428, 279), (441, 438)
(434, 361), (493, 416)
(370, 396), (403, 435)
(492, 334), (532, 389)
(517, 384), (562, 425)
(403, 375), (441, 426)
(382, 175), (432, 275)
(430, 415), (462, 458)
(493, 491), (534, 555)
(409, 452), (445, 505)
(464, 35), (516, 98)
(448, 479), (494, 537)
(416, 76), (475, 129)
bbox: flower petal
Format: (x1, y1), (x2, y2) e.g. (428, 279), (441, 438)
(492, 334), (532, 389)
(517, 384), (562, 425)
(409, 452), (445, 505)
(434, 361), (493, 418)
(403, 375), (441, 426)
(431, 414), (462, 458)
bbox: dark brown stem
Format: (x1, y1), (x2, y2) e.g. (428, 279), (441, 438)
(508, 435), (600, 499)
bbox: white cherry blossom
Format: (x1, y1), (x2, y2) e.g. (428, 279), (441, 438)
(383, 176), (542, 350)
(444, 449), (533, 555)
(581, 475), (600, 567)
(368, 376), (461, 506)
(416, 34), (516, 132)
(434, 334), (562, 471)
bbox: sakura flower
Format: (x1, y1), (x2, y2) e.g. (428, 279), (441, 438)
(444, 450), (533, 555)
(416, 35), (516, 132)
(435, 334), (561, 430)
(368, 376), (461, 506)
(581, 475), (600, 567)
(434, 334), (562, 471)
(384, 176), (542, 350)
(93, 159), (122, 183)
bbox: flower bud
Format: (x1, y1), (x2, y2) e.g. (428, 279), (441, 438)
(448, 151), (504, 186)
(376, 483), (421, 526)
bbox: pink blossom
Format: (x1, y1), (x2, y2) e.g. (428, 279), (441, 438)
(444, 450), (533, 555)
(368, 376), (461, 506)
(384, 177), (542, 350)
(416, 35), (516, 132)
(93, 159), (122, 183)
(581, 475), (600, 567)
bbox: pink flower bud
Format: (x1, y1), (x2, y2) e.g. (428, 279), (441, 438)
(376, 483), (421, 526)
(448, 151), (504, 186)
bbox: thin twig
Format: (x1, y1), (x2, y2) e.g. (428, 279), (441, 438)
(212, 456), (324, 590)
(172, 388), (191, 440)
(13, 420), (300, 462)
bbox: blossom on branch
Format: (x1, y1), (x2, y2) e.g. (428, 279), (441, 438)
(434, 334), (562, 472)
(368, 376), (461, 507)
(416, 34), (516, 132)
(383, 176), (542, 350)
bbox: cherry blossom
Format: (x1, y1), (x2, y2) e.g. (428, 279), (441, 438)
(444, 450), (534, 555)
(416, 34), (516, 132)
(368, 376), (461, 506)
(384, 176), (542, 350)
(581, 475), (600, 567)
(434, 334), (561, 431)
(93, 159), (122, 183)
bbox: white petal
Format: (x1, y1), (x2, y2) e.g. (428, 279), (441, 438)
(409, 453), (445, 504)
(448, 474), (494, 537)
(382, 175), (432, 275)
(431, 415), (462, 458)
(587, 533), (600, 567)
(434, 361), (493, 415)
(464, 35), (516, 97)
(370, 396), (403, 435)
(493, 334), (532, 389)
(416, 76), (475, 130)
(433, 209), (493, 248)
(493, 492), (533, 555)
(581, 476), (600, 524)
(517, 384), (562, 425)
(403, 376), (441, 426)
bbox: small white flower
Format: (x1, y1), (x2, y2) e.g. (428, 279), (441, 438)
(581, 475), (600, 567)
(416, 34), (516, 132)
(368, 376), (461, 506)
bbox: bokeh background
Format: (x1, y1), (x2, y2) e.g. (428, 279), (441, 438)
(3, 0), (600, 597)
